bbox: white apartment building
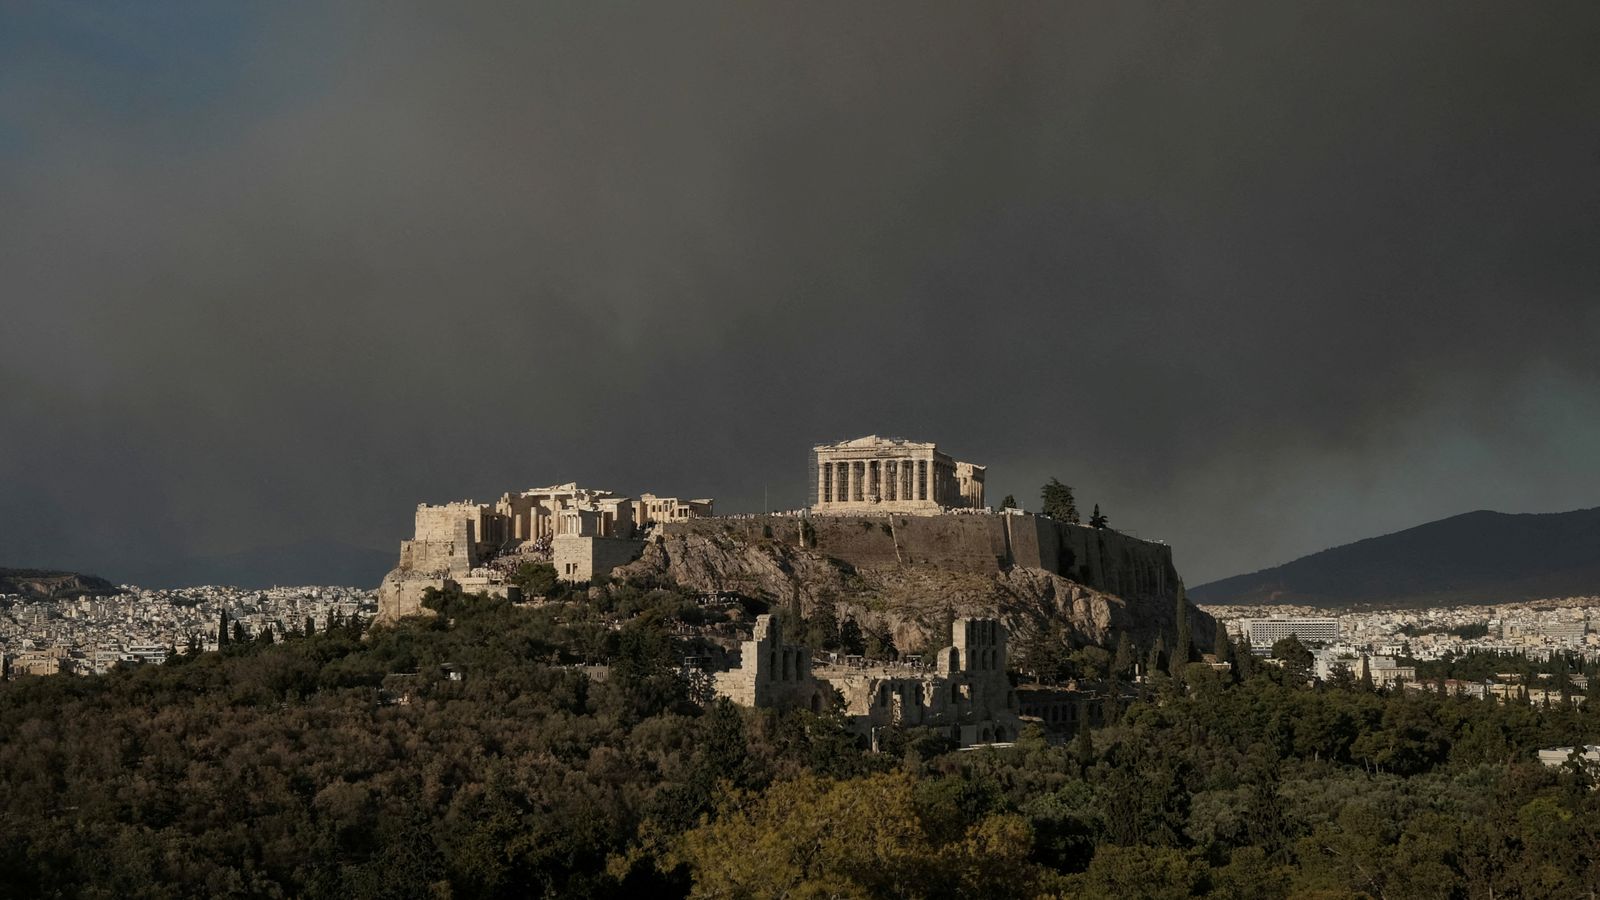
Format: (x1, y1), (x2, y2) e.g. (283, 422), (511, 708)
(1249, 617), (1340, 648)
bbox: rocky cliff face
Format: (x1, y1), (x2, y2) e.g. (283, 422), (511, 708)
(0, 568), (124, 600)
(614, 530), (1213, 655)
(375, 511), (1214, 655)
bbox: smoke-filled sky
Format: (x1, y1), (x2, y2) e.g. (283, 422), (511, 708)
(3, 2), (1599, 586)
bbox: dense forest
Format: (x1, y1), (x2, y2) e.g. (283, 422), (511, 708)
(2, 581), (1599, 899)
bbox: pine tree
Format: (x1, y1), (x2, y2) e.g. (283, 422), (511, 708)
(1089, 504), (1108, 529)
(1271, 635), (1313, 682)
(232, 621), (247, 644)
(1040, 478), (1080, 523)
(217, 611), (229, 648)
(304, 615), (316, 637)
(1000, 494), (1017, 511)
(1358, 656), (1374, 691)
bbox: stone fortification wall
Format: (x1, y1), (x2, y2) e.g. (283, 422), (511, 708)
(413, 502), (483, 541)
(399, 518), (477, 575)
(553, 535), (647, 582)
(660, 512), (1178, 601)
(376, 572), (452, 621)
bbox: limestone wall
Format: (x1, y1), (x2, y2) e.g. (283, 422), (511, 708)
(553, 535), (647, 582)
(377, 572), (452, 621)
(713, 614), (831, 712)
(413, 502), (485, 542)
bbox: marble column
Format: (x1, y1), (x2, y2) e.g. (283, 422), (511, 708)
(817, 462), (828, 506)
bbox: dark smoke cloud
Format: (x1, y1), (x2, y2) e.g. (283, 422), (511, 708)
(3, 2), (1598, 584)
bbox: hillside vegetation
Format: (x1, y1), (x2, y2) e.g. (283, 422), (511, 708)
(3, 579), (1600, 898)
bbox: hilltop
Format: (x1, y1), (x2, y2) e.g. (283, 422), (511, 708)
(0, 567), (124, 601)
(1191, 506), (1600, 607)
(615, 520), (1214, 656)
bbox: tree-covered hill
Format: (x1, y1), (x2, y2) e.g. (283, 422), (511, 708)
(3, 579), (1600, 898)
(1191, 506), (1600, 607)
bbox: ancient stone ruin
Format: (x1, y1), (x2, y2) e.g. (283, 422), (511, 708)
(376, 482), (712, 621)
(811, 435), (985, 513)
(714, 613), (1023, 749)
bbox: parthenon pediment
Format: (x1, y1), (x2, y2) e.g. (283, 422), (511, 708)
(836, 435), (925, 448)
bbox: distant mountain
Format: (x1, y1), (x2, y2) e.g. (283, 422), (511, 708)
(0, 567), (125, 600)
(105, 540), (394, 590)
(1190, 507), (1600, 608)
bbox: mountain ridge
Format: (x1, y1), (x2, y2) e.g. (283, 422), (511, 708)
(1191, 506), (1600, 607)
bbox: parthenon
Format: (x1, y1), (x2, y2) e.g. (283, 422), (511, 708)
(810, 436), (984, 514)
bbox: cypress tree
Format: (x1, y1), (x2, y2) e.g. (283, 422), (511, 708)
(1089, 504), (1108, 529)
(1148, 635), (1167, 678)
(1212, 620), (1233, 667)
(1235, 633), (1255, 680)
(1113, 631), (1136, 679)
(1173, 592), (1191, 673)
(1072, 709), (1095, 769)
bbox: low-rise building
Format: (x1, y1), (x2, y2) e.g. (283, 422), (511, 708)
(1538, 745), (1600, 768)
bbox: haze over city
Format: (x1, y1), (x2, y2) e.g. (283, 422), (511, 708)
(4, 3), (1599, 586)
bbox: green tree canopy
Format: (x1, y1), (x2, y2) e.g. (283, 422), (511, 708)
(1041, 478), (1080, 523)
(1272, 634), (1314, 681)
